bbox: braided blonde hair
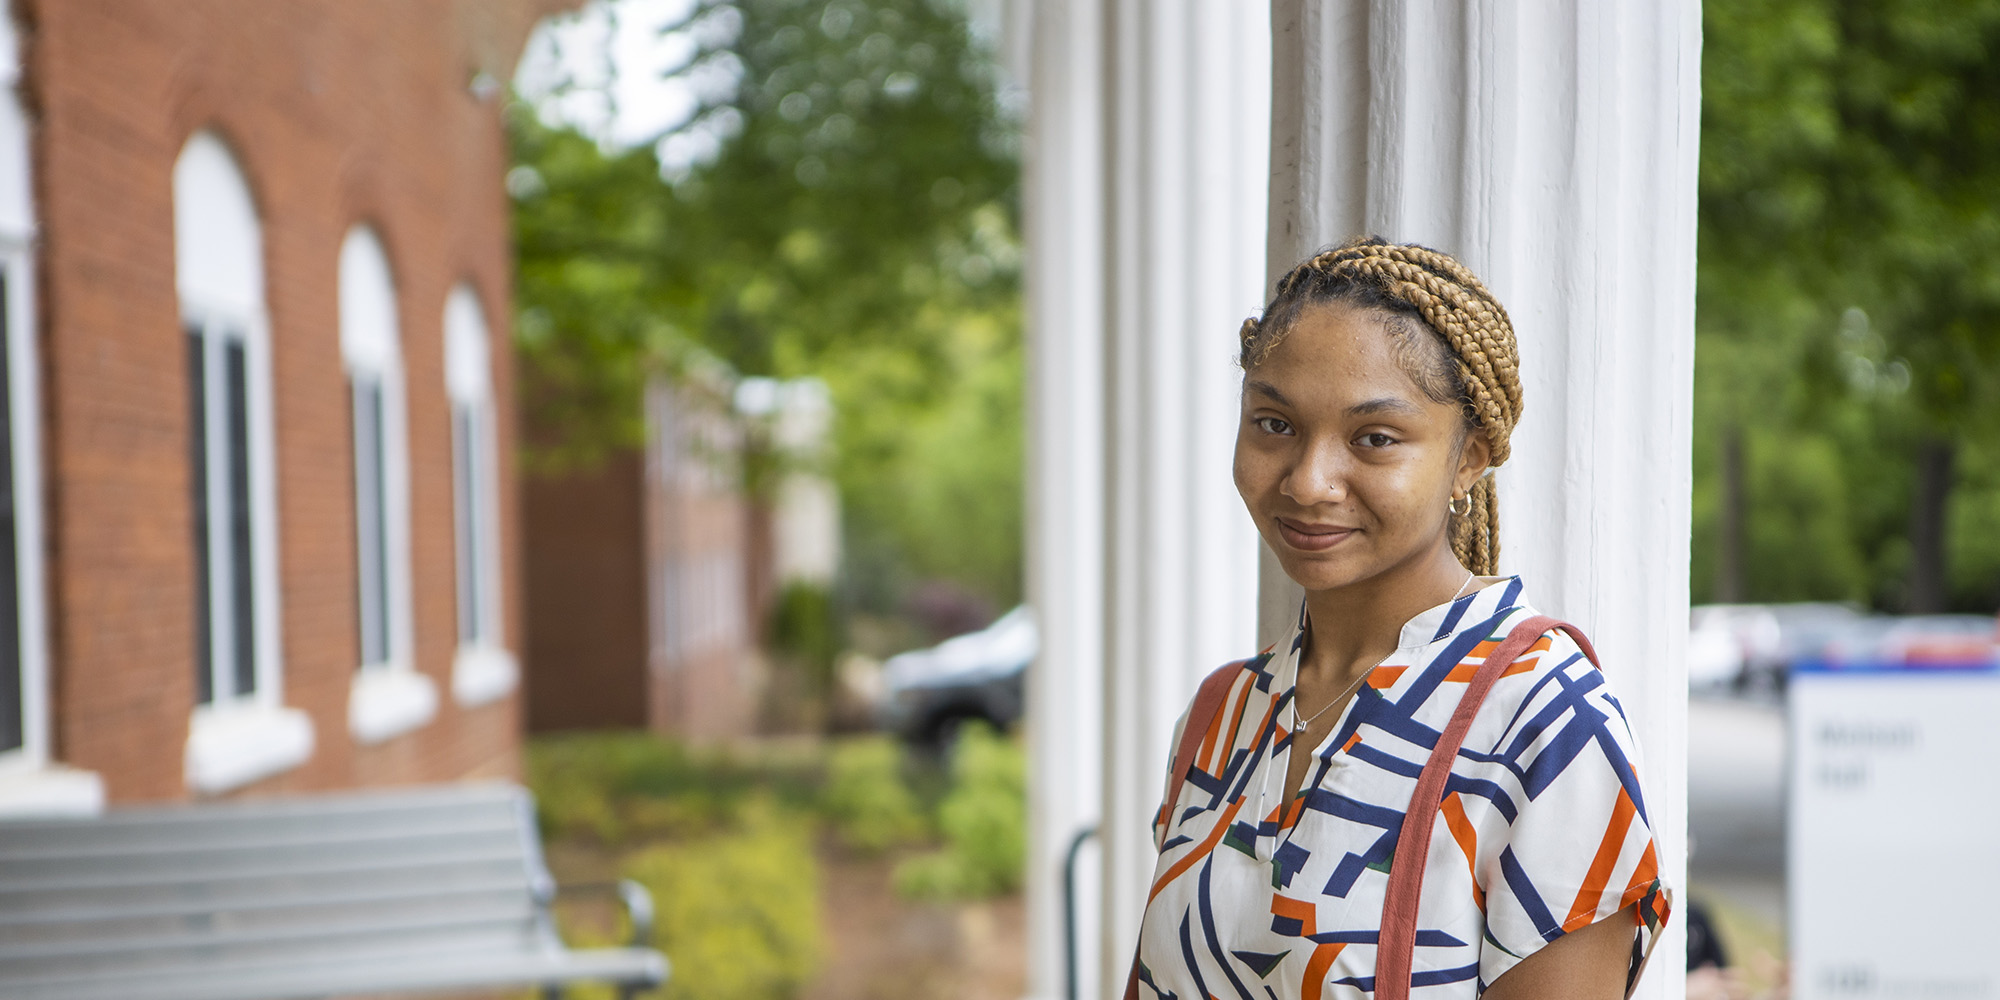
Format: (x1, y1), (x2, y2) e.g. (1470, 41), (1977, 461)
(1238, 237), (1523, 575)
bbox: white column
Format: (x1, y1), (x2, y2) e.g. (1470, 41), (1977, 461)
(1098, 1), (1270, 997)
(1265, 3), (1699, 997)
(1022, 0), (1107, 997)
(1022, 2), (1270, 998)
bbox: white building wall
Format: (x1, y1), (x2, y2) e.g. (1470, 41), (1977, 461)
(1264, 3), (1700, 997)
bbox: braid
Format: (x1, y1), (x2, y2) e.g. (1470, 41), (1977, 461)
(1241, 237), (1522, 575)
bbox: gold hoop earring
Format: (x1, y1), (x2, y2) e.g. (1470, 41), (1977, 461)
(1448, 494), (1471, 517)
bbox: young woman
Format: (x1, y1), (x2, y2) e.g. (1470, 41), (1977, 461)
(1131, 239), (1671, 999)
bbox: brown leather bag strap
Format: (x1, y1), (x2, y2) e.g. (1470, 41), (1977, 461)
(1159, 659), (1252, 831)
(1124, 658), (1251, 1000)
(1373, 615), (1600, 1000)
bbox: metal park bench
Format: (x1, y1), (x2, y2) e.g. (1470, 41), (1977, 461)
(0, 782), (668, 1000)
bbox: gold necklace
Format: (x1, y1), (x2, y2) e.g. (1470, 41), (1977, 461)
(1291, 570), (1478, 736)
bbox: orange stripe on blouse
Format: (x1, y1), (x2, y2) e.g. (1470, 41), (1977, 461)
(1441, 655), (1544, 684)
(1562, 787), (1637, 932)
(1620, 839), (1662, 911)
(1210, 673), (1257, 774)
(1270, 893), (1319, 936)
(1439, 792), (1486, 913)
(1368, 665), (1407, 688)
(1300, 941), (1344, 1000)
(1468, 634), (1553, 661)
(1147, 794), (1248, 904)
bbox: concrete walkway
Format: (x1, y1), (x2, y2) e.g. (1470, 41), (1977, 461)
(1687, 693), (1787, 930)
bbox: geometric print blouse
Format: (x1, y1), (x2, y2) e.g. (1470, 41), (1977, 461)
(1136, 577), (1671, 998)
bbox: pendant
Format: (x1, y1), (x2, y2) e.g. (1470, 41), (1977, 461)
(1292, 719), (1306, 735)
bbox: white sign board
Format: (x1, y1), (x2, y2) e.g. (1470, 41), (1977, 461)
(1790, 664), (2000, 999)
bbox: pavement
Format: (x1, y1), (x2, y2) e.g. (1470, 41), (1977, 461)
(1686, 692), (1787, 929)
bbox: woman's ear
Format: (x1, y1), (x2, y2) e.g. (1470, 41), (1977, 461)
(1455, 429), (1492, 494)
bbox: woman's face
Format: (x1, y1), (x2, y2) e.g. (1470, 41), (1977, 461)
(1233, 303), (1490, 594)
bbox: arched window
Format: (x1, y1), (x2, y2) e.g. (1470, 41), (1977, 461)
(175, 131), (310, 794)
(339, 225), (433, 743)
(444, 285), (516, 705)
(0, 10), (84, 814)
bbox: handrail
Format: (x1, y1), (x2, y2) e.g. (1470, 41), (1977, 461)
(1062, 824), (1098, 1000)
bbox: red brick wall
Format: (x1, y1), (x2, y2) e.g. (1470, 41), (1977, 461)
(21, 0), (571, 802)
(522, 451), (650, 732)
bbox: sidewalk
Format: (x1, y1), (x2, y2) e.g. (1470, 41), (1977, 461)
(1688, 693), (1787, 994)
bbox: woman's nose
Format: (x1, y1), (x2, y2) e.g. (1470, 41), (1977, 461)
(1280, 438), (1347, 505)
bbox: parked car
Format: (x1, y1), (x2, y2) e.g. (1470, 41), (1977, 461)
(879, 605), (1036, 750)
(1693, 602), (2000, 692)
(1818, 613), (2000, 667)
(1689, 602), (1865, 694)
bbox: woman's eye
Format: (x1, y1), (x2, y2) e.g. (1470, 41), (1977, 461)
(1254, 416), (1292, 436)
(1357, 432), (1396, 448)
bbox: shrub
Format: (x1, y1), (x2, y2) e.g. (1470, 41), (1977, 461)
(529, 733), (821, 846)
(819, 736), (930, 852)
(623, 799), (823, 1000)
(893, 723), (1025, 899)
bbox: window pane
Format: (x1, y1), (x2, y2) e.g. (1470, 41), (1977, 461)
(187, 326), (212, 706)
(0, 273), (19, 754)
(353, 378), (389, 666)
(452, 404), (478, 646)
(469, 406), (489, 644)
(225, 339), (255, 699)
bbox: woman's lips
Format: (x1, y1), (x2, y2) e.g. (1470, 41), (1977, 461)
(1276, 517), (1356, 552)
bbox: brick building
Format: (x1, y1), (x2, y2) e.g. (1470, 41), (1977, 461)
(523, 373), (837, 740)
(0, 0), (571, 815)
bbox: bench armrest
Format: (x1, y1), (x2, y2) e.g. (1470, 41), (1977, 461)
(616, 879), (655, 949)
(553, 880), (657, 948)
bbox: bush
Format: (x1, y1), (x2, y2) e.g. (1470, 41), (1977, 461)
(819, 736), (930, 852)
(893, 724), (1025, 899)
(528, 733), (820, 846)
(623, 800), (823, 1000)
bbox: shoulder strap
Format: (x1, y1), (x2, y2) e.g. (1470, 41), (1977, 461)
(1124, 657), (1252, 1000)
(1157, 658), (1252, 834)
(1374, 615), (1601, 1000)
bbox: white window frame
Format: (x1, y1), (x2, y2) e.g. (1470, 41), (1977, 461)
(173, 131), (311, 796)
(339, 225), (434, 744)
(0, 240), (44, 775)
(0, 1), (99, 818)
(443, 285), (517, 706)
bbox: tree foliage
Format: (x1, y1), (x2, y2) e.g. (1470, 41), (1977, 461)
(512, 0), (1025, 609)
(1693, 0), (2000, 610)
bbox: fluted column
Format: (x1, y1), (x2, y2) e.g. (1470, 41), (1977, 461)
(1022, 1), (1270, 997)
(1264, 4), (1699, 997)
(1022, 0), (1108, 996)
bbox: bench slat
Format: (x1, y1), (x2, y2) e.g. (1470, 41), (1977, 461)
(0, 869), (529, 926)
(0, 911), (541, 975)
(0, 784), (524, 849)
(3, 947), (668, 1000)
(1, 885), (535, 949)
(0, 810), (520, 859)
(0, 781), (668, 1000)
(0, 830), (527, 888)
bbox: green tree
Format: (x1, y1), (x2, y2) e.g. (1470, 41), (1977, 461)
(511, 0), (1026, 611)
(1695, 0), (2000, 610)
